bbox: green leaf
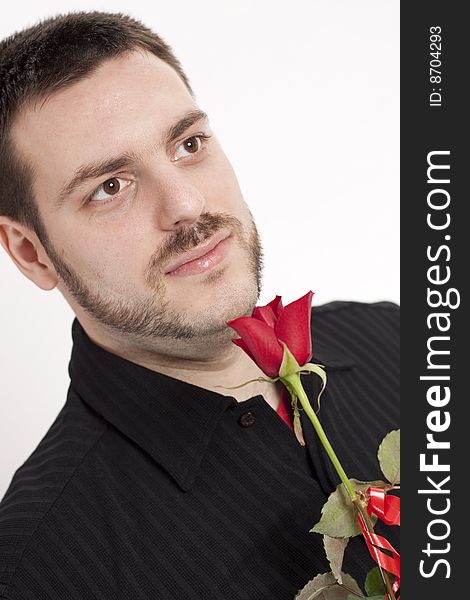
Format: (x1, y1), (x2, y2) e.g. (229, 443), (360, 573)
(323, 536), (348, 584)
(347, 596), (383, 600)
(311, 480), (384, 538)
(364, 567), (386, 596)
(364, 566), (396, 598)
(378, 429), (400, 484)
(295, 572), (362, 600)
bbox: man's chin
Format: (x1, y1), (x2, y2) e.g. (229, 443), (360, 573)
(166, 284), (257, 332)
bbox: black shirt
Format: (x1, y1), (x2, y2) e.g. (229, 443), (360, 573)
(0, 301), (399, 599)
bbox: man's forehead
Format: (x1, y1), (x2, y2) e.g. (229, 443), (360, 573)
(14, 50), (192, 139)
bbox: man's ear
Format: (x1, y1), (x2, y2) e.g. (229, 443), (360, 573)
(0, 216), (58, 290)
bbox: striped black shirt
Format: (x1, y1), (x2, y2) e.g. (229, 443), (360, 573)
(0, 301), (400, 599)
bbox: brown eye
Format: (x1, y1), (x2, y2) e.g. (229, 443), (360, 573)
(102, 178), (121, 195)
(182, 136), (200, 154)
(173, 135), (209, 161)
(88, 177), (132, 203)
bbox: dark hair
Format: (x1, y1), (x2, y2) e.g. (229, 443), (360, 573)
(0, 11), (192, 243)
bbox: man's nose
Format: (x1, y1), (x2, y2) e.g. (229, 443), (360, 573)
(153, 171), (205, 231)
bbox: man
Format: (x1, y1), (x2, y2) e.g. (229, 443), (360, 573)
(0, 12), (399, 599)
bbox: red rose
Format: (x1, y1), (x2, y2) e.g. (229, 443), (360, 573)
(226, 291), (314, 378)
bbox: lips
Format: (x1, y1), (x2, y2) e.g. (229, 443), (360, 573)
(164, 229), (231, 275)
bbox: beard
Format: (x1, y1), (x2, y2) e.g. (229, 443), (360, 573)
(42, 211), (264, 342)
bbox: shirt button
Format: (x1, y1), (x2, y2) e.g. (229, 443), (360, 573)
(238, 411), (256, 427)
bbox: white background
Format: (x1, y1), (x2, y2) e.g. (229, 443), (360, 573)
(0, 0), (399, 497)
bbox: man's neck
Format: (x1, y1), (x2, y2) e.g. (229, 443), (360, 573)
(80, 318), (283, 412)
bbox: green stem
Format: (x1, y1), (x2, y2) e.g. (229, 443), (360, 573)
(353, 498), (396, 600)
(283, 372), (356, 501)
(283, 371), (396, 600)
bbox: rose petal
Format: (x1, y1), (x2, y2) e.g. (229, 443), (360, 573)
(267, 295), (283, 317)
(275, 291), (313, 366)
(227, 316), (284, 377)
(231, 337), (257, 363)
(253, 305), (277, 328)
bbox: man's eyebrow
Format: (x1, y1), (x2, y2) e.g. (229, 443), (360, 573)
(55, 109), (209, 208)
(163, 109), (208, 151)
(56, 153), (139, 207)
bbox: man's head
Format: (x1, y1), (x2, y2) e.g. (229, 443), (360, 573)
(0, 12), (263, 355)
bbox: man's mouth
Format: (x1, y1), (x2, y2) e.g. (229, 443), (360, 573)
(164, 229), (232, 276)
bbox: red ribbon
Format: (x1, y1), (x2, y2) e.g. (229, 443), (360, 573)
(358, 512), (401, 598)
(367, 487), (400, 526)
(361, 488), (401, 597)
(357, 513), (400, 600)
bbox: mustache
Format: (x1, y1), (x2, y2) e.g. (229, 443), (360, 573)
(144, 212), (243, 286)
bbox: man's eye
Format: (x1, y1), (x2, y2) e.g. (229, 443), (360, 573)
(173, 134), (210, 161)
(88, 177), (132, 203)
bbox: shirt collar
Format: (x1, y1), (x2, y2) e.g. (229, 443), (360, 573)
(68, 316), (355, 492)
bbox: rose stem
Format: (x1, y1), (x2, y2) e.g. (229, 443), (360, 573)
(284, 372), (396, 600)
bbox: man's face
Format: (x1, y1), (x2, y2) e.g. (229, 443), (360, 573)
(12, 50), (262, 346)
